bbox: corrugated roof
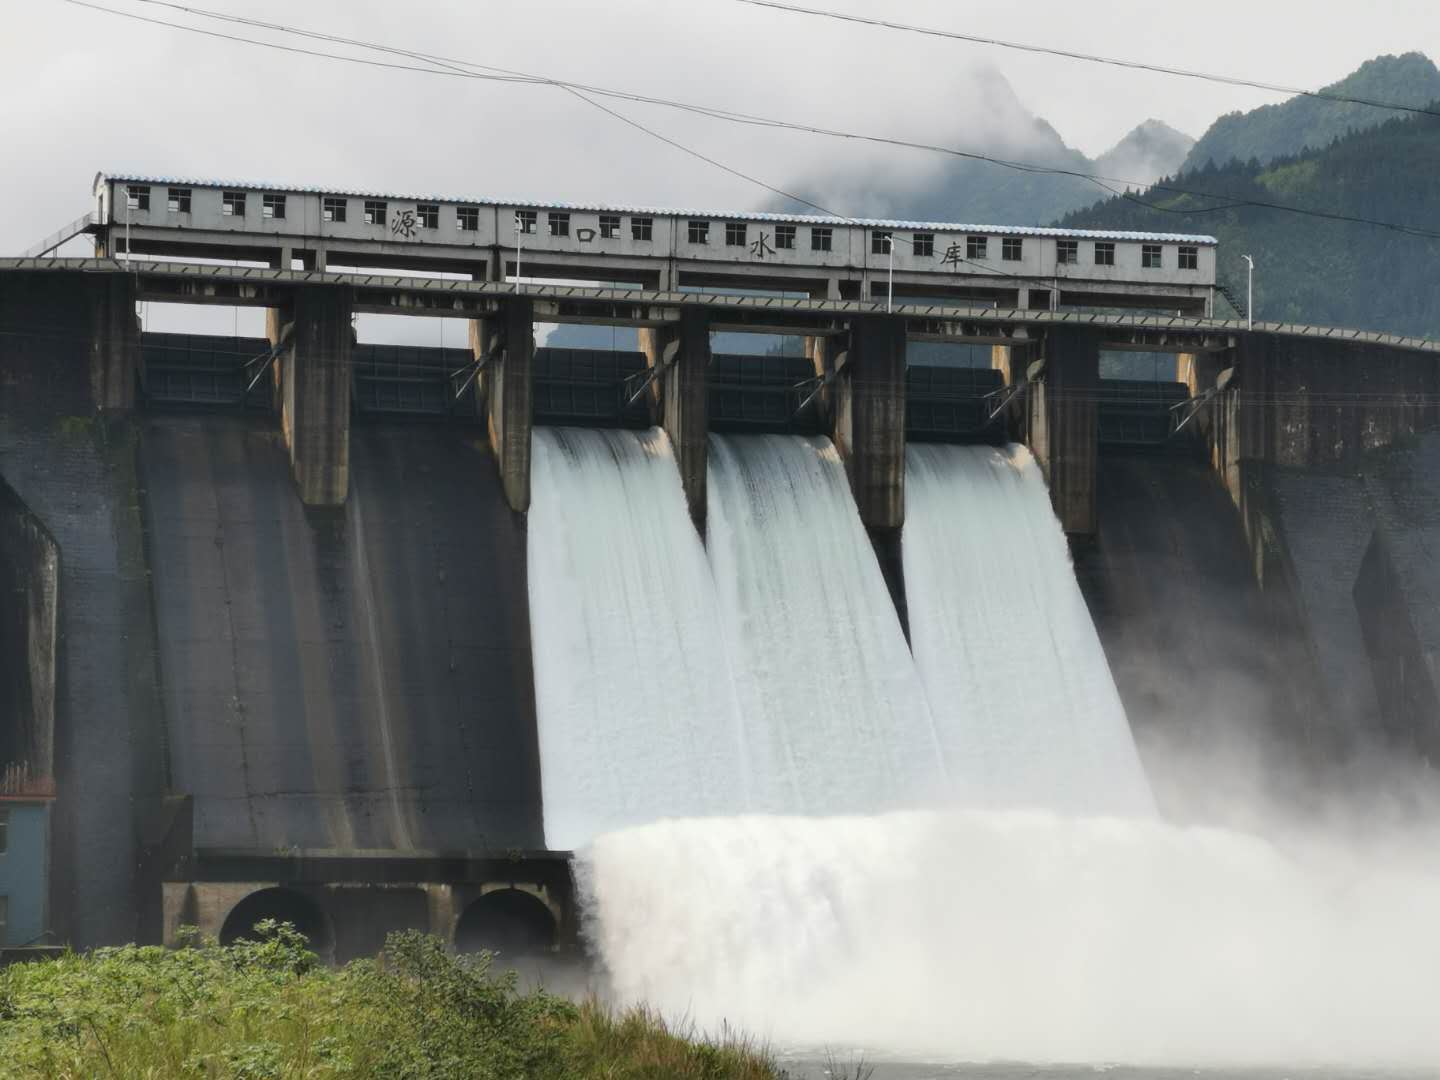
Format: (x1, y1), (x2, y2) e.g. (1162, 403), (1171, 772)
(94, 172), (1219, 245)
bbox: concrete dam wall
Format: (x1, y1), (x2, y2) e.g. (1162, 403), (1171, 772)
(6, 267), (1440, 956)
(140, 416), (542, 855)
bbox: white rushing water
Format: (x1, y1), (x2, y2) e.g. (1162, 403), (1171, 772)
(527, 427), (747, 850)
(904, 443), (1154, 816)
(581, 810), (1440, 1068)
(706, 434), (949, 815)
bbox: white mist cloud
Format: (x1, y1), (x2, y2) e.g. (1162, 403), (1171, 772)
(582, 808), (1440, 1068)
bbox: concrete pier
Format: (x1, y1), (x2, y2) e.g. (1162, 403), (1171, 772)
(640, 307), (710, 533)
(268, 285), (353, 506)
(480, 298), (535, 514)
(828, 315), (907, 531)
(1026, 327), (1101, 535)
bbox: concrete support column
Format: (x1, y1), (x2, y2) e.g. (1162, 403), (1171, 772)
(483, 297), (534, 513)
(89, 274), (140, 412)
(832, 315), (907, 531)
(1027, 327), (1100, 535)
(639, 308), (710, 534)
(268, 285), (353, 506)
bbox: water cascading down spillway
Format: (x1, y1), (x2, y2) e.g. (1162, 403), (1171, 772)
(903, 442), (1155, 816)
(527, 427), (749, 851)
(528, 430), (1153, 848)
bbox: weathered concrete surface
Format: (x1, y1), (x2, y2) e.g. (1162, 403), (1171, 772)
(1269, 470), (1385, 744)
(0, 476), (58, 784)
(1076, 450), (1325, 809)
(269, 285), (352, 506)
(1027, 328), (1100, 534)
(828, 315), (907, 531)
(0, 283), (167, 946)
(640, 308), (710, 533)
(1352, 433), (1440, 759)
(140, 415), (543, 854)
(481, 299), (534, 513)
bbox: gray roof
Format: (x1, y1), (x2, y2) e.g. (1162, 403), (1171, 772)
(94, 172), (1219, 245)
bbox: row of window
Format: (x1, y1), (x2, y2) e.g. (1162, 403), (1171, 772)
(121, 185), (1200, 268)
(1055, 239), (1200, 270)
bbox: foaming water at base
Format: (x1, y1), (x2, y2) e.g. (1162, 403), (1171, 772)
(579, 811), (1440, 1069)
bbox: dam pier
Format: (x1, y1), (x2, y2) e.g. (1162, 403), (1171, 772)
(4, 175), (1440, 960)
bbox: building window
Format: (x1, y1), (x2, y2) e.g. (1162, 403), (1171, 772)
(322, 196), (347, 223)
(913, 233), (934, 257)
(1178, 245), (1198, 270)
(725, 222), (747, 247)
(600, 213), (621, 239)
(262, 193), (286, 220)
(1057, 239), (1078, 264)
(457, 206), (480, 232)
(1095, 242), (1116, 266)
(125, 184), (150, 212)
(549, 212), (570, 237)
(1142, 243), (1163, 269)
(811, 226), (833, 252)
(166, 187), (191, 214)
(631, 216), (653, 242)
(872, 230), (893, 256)
(417, 203), (439, 229)
(1002, 237), (1023, 262)
(967, 235), (987, 260)
(364, 200), (387, 226)
(222, 190), (246, 217)
(775, 224), (796, 250)
(688, 220), (710, 245)
(515, 209), (537, 234)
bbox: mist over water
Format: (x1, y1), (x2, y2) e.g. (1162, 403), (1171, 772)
(904, 444), (1154, 817)
(582, 810), (1440, 1068)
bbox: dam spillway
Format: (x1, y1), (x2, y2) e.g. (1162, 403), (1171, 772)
(904, 443), (1154, 816)
(527, 426), (747, 851)
(528, 428), (1151, 851)
(706, 434), (948, 816)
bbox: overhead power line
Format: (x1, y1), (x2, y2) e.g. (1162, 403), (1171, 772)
(734, 0), (1440, 122)
(55, 0), (1440, 251)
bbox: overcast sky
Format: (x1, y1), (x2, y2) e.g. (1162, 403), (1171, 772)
(2, 0), (1433, 338)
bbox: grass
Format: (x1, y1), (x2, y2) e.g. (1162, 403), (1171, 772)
(0, 922), (783, 1079)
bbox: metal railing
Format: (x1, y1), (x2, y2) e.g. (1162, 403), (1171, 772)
(19, 213), (96, 259)
(4, 256), (1440, 355)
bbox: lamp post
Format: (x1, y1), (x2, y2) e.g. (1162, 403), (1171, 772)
(1241, 254), (1254, 331)
(514, 212), (523, 294)
(886, 234), (894, 313)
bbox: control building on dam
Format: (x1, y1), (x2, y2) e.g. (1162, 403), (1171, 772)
(4, 172), (1440, 959)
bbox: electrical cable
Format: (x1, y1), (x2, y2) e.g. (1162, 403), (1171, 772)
(55, 0), (1440, 248)
(733, 0), (1440, 122)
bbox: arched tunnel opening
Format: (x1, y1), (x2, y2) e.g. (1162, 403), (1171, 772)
(219, 887), (333, 956)
(453, 888), (557, 958)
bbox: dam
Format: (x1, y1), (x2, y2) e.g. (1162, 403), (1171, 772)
(5, 175), (1440, 963)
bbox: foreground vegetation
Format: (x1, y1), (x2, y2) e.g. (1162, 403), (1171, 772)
(0, 923), (779, 1079)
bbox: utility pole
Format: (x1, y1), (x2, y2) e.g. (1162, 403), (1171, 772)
(1241, 254), (1254, 331)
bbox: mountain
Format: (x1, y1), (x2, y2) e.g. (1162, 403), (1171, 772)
(1059, 107), (1440, 338)
(1095, 120), (1194, 188)
(773, 66), (1174, 226)
(1182, 52), (1440, 172)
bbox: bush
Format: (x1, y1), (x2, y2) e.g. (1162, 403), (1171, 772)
(0, 923), (780, 1079)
